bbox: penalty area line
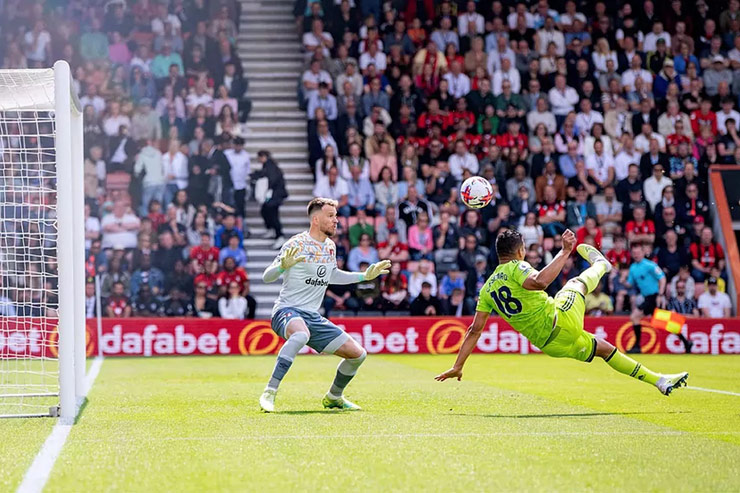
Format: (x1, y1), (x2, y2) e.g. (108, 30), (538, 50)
(686, 386), (740, 397)
(16, 357), (104, 493)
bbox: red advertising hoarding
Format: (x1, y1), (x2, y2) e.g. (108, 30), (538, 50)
(3, 317), (738, 358)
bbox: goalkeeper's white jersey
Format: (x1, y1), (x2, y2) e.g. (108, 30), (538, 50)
(271, 231), (338, 317)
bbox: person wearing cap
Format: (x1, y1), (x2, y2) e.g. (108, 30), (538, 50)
(653, 58), (681, 101)
(697, 277), (732, 317)
(703, 54), (733, 97)
(646, 37), (671, 75)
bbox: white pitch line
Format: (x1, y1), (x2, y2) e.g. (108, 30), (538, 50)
(17, 357), (104, 493)
(686, 386), (740, 397)
(71, 430), (740, 443)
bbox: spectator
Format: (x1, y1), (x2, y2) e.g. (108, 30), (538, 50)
(625, 204), (656, 248)
(536, 185), (566, 237)
(223, 137), (251, 223)
(349, 209), (375, 247)
(105, 281), (132, 318)
(347, 233), (379, 272)
(252, 150), (288, 246)
(218, 281), (249, 319)
(380, 262), (409, 312)
(585, 281), (614, 315)
(323, 257), (360, 316)
(101, 202), (141, 250)
(134, 140), (165, 216)
(407, 211), (434, 260)
(690, 226), (726, 281)
(698, 277), (732, 317)
(347, 163), (376, 215)
(354, 261), (381, 312)
(313, 165), (350, 217)
(410, 281), (442, 316)
(133, 284), (164, 317)
(518, 212), (544, 249)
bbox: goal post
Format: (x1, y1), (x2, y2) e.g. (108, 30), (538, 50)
(0, 61), (85, 422)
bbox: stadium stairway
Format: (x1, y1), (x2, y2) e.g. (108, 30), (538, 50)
(238, 0), (311, 319)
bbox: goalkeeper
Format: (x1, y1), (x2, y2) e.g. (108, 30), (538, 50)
(436, 229), (689, 397)
(258, 198), (391, 413)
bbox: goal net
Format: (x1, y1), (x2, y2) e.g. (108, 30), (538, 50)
(0, 62), (85, 422)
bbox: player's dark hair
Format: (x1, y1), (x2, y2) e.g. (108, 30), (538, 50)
(496, 229), (524, 258)
(307, 197), (339, 217)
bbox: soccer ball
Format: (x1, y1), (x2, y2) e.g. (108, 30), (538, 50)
(460, 176), (494, 209)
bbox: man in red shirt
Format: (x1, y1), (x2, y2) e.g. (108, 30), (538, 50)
(190, 232), (220, 268)
(417, 98), (448, 135)
(216, 256), (250, 296)
(105, 281), (132, 318)
(625, 204), (656, 247)
(377, 229), (410, 270)
(536, 185), (566, 237)
(689, 226), (726, 281)
(690, 99), (718, 136)
(496, 120), (528, 155)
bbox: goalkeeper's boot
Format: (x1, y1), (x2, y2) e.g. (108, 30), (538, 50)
(322, 394), (361, 411)
(656, 372), (689, 396)
(259, 388), (277, 413)
(576, 244), (613, 274)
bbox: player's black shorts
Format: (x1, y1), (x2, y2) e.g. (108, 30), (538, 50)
(638, 294), (657, 314)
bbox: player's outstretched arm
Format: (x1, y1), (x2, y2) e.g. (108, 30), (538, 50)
(435, 310), (490, 382)
(262, 246), (305, 283)
(330, 259), (391, 285)
(522, 228), (576, 291)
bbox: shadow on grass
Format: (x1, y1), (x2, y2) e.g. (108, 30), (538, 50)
(451, 411), (689, 419)
(73, 397), (90, 424)
(277, 410), (348, 415)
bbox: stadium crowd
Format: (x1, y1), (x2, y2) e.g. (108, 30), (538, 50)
(0, 0), (735, 325)
(296, 0), (735, 322)
(0, 0), (264, 320)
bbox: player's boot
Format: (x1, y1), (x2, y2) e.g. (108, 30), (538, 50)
(656, 372), (689, 396)
(576, 244), (613, 273)
(322, 394), (362, 411)
(259, 388), (277, 412)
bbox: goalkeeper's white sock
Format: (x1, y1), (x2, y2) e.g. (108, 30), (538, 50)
(266, 331), (309, 391)
(328, 350), (367, 399)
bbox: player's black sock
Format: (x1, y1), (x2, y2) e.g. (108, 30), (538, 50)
(632, 324), (642, 347)
(678, 333), (693, 353)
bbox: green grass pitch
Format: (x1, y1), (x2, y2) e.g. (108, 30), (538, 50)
(1, 354), (739, 491)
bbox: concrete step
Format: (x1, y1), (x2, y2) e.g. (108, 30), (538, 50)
(249, 225), (305, 237)
(245, 130), (305, 139)
(246, 121), (305, 131)
(249, 283), (287, 294)
(248, 79), (297, 89)
(245, 215), (308, 226)
(236, 41), (300, 51)
(249, 110), (306, 119)
(254, 295), (279, 306)
(243, 22), (296, 31)
(247, 90), (298, 99)
(241, 51), (303, 62)
(245, 143), (306, 152)
(243, 63), (303, 74)
(242, 14), (294, 22)
(283, 173), (313, 181)
(246, 72), (301, 81)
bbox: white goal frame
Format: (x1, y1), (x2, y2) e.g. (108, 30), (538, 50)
(0, 60), (85, 423)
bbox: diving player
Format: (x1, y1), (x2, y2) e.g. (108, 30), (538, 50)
(436, 228), (689, 396)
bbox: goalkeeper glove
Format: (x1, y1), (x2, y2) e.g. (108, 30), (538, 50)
(278, 246), (305, 272)
(363, 260), (391, 281)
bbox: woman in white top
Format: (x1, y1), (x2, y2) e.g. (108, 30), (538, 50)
(162, 139), (189, 207)
(315, 145), (343, 182)
(215, 104), (244, 137)
(583, 123), (614, 158)
(84, 203), (101, 249)
(373, 165), (398, 210)
(155, 84), (186, 119)
(218, 281), (247, 319)
(591, 38), (617, 77)
(213, 85), (238, 119)
(102, 101), (131, 137)
(518, 212), (544, 249)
